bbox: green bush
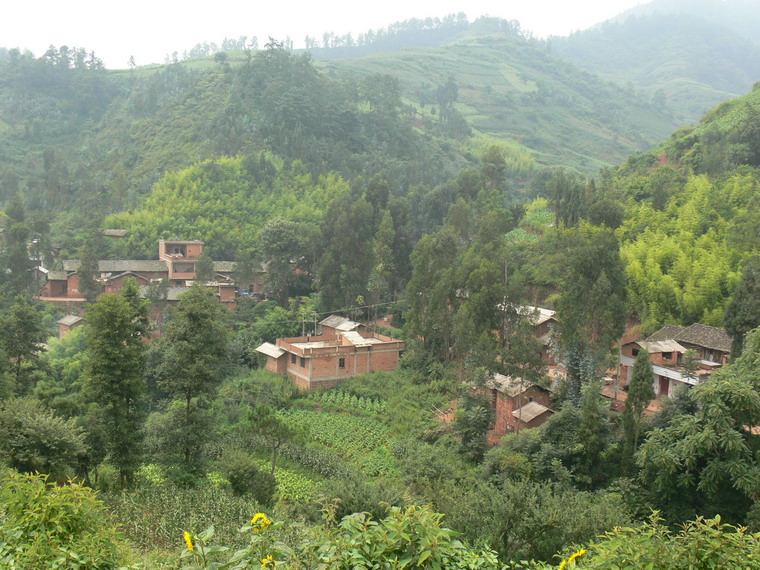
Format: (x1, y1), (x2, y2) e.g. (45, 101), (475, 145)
(0, 398), (87, 482)
(576, 513), (760, 568)
(180, 506), (500, 568)
(0, 472), (131, 569)
(221, 450), (276, 506)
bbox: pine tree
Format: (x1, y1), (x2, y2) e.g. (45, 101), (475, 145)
(622, 348), (655, 468)
(157, 284), (228, 471)
(84, 279), (148, 487)
(77, 240), (100, 303)
(2, 295), (47, 392)
(195, 251), (215, 284)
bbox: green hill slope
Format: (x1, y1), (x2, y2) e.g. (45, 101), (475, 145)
(610, 84), (760, 331)
(318, 24), (677, 173)
(0, 20), (683, 253)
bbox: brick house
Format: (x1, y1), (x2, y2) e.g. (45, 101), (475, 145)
(318, 315), (367, 336)
(57, 314), (84, 338)
(486, 372), (554, 434)
(500, 305), (557, 365)
(256, 321), (406, 390)
(619, 323), (732, 398)
(518, 305), (557, 364)
(38, 240), (260, 308)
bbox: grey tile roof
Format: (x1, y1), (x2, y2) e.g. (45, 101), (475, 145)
(645, 323), (731, 353)
(57, 315), (84, 326)
(639, 340), (687, 354)
(320, 315), (362, 331)
(675, 323), (732, 353)
(63, 260), (168, 273)
(645, 325), (685, 342)
(486, 373), (540, 397)
(213, 261), (236, 272)
(255, 342), (285, 359)
(512, 401), (553, 423)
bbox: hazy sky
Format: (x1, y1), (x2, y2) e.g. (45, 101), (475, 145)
(3, 0), (645, 68)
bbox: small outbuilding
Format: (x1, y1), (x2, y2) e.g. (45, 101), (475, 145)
(58, 314), (84, 338)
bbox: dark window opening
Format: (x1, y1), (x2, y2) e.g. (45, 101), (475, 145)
(300, 357), (306, 368)
(339, 358), (346, 368)
(290, 354), (296, 364)
(662, 352), (673, 360)
(632, 349), (640, 357)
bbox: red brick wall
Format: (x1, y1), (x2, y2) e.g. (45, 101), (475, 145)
(186, 243), (204, 258)
(492, 386), (553, 436)
(265, 355), (287, 375)
(620, 342), (640, 358)
(283, 346), (402, 390)
(43, 280), (68, 297)
(219, 287), (236, 301)
(650, 351), (679, 367)
(67, 274), (81, 298)
(103, 274), (151, 294)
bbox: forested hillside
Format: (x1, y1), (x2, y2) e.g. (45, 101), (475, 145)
(612, 83), (760, 332)
(318, 16), (675, 171)
(0, 17), (677, 254)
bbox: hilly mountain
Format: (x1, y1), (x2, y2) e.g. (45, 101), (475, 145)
(611, 0), (760, 45)
(0, 17), (683, 256)
(552, 0), (760, 123)
(315, 17), (677, 172)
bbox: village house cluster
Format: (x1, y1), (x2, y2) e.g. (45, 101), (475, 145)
(32, 237), (735, 434)
(37, 239), (262, 310)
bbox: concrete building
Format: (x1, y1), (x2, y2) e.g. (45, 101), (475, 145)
(256, 319), (405, 390)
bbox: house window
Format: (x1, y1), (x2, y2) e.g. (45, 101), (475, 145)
(300, 357), (306, 368)
(632, 349), (639, 357)
(290, 354), (296, 364)
(339, 358), (346, 368)
(662, 352), (673, 360)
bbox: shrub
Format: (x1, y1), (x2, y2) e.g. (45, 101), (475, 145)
(0, 398), (87, 482)
(220, 450), (276, 506)
(576, 513), (760, 568)
(0, 472), (131, 568)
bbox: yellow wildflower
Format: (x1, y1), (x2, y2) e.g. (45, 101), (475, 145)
(558, 548), (586, 570)
(261, 554), (276, 568)
(183, 531), (194, 552)
(251, 512), (272, 533)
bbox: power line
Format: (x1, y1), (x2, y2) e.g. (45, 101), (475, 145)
(241, 299), (406, 326)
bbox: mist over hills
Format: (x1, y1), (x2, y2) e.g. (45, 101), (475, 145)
(553, 0), (760, 122)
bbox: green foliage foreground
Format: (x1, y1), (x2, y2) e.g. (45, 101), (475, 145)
(4, 470), (760, 568)
(0, 472), (130, 569)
